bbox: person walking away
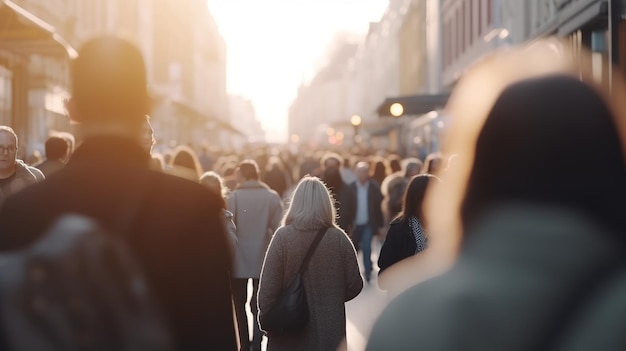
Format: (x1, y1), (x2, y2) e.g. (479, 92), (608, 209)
(367, 42), (626, 351)
(227, 160), (283, 351)
(378, 174), (439, 290)
(34, 135), (70, 177)
(258, 176), (363, 351)
(320, 153), (356, 236)
(0, 36), (237, 351)
(201, 171), (238, 254)
(380, 158), (422, 227)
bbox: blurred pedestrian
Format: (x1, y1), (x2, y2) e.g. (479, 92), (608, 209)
(0, 36), (237, 350)
(168, 145), (203, 181)
(258, 176), (363, 351)
(380, 158), (422, 226)
(227, 159), (283, 351)
(320, 152), (356, 235)
(378, 174), (439, 287)
(34, 135), (70, 177)
(262, 156), (289, 199)
(370, 158), (388, 187)
(0, 126), (42, 204)
(350, 161), (384, 283)
(367, 40), (626, 351)
(201, 171), (238, 254)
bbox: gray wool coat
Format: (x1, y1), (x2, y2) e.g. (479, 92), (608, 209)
(367, 205), (626, 351)
(258, 225), (363, 351)
(227, 180), (283, 279)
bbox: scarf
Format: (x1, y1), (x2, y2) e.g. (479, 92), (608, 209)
(409, 216), (428, 254)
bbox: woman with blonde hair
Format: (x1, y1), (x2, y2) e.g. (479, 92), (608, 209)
(258, 176), (363, 351)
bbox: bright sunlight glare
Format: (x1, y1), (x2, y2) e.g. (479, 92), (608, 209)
(207, 0), (389, 142)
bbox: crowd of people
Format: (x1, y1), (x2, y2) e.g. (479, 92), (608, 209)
(0, 34), (624, 351)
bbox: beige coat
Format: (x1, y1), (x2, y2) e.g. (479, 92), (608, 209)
(258, 225), (363, 351)
(227, 180), (283, 278)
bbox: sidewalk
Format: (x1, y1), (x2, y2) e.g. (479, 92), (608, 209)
(345, 274), (388, 351)
(345, 236), (390, 351)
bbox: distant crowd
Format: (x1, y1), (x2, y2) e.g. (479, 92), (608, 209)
(0, 35), (624, 351)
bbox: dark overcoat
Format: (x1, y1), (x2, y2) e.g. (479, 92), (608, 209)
(0, 136), (237, 351)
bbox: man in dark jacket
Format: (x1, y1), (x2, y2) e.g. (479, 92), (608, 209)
(0, 36), (237, 351)
(349, 161), (384, 283)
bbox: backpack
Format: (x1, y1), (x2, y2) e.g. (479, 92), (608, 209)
(0, 214), (174, 351)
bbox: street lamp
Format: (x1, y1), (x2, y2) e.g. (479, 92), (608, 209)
(390, 103), (404, 117)
(350, 114), (362, 145)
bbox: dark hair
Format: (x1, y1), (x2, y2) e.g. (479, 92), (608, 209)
(321, 166), (343, 198)
(170, 146), (201, 179)
(389, 156), (402, 173)
(321, 152), (343, 170)
(424, 153), (442, 174)
(371, 159), (388, 186)
(238, 159), (260, 180)
(44, 136), (69, 160)
(397, 174), (440, 224)
(71, 36), (148, 121)
(461, 75), (626, 240)
(403, 158), (423, 177)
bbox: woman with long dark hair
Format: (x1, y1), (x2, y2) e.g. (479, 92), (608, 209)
(377, 174), (439, 281)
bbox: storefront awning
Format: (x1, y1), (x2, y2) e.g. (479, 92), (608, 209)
(0, 0), (77, 59)
(377, 94), (450, 117)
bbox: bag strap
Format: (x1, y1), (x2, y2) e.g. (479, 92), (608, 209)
(298, 227), (328, 274)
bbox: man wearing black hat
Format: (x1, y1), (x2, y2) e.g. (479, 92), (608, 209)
(0, 36), (237, 350)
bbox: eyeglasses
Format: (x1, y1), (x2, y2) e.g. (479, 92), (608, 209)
(0, 146), (17, 154)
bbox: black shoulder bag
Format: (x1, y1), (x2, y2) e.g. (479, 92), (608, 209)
(260, 227), (328, 334)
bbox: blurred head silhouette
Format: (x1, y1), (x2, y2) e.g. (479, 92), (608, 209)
(65, 36), (150, 140)
(425, 38), (626, 256)
(461, 75), (626, 239)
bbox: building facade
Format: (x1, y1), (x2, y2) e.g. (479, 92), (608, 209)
(440, 0), (531, 88)
(1, 0), (235, 158)
(288, 0), (433, 149)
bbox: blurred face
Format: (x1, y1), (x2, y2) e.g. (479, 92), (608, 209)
(356, 162), (369, 183)
(0, 131), (17, 175)
(324, 158), (341, 170)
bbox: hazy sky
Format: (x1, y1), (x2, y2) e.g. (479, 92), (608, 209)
(206, 0), (389, 142)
